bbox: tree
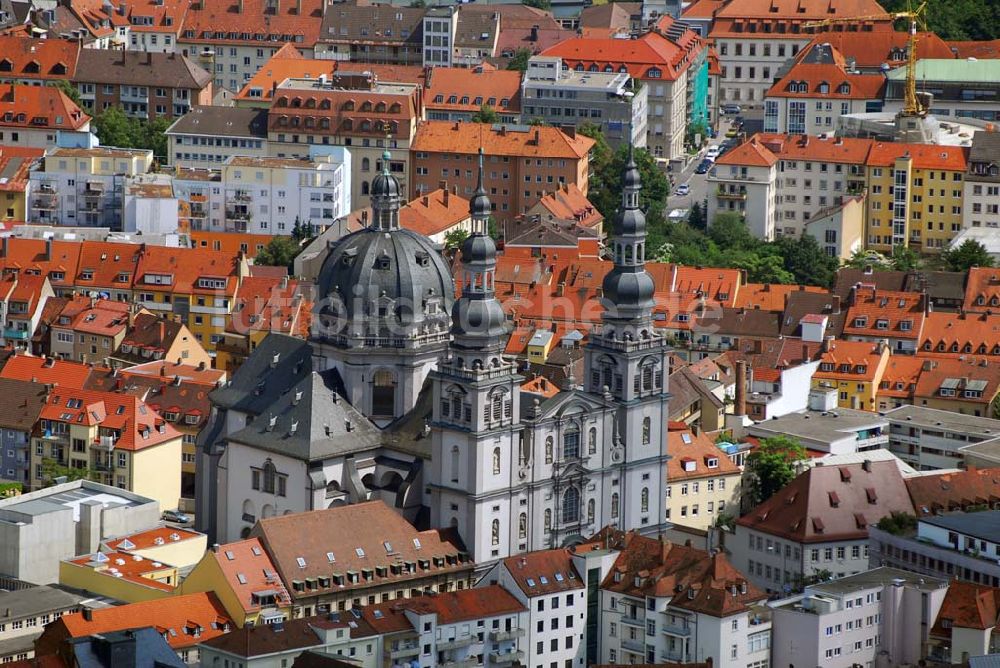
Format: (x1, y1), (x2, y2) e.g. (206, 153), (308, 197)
(773, 234), (840, 288)
(940, 239), (995, 272)
(53, 79), (83, 107)
(687, 202), (706, 230)
(471, 104), (500, 124)
(881, 0), (999, 40)
(709, 212), (756, 251)
(522, 0), (551, 9)
(93, 106), (135, 149)
(444, 228), (470, 250)
(890, 245), (920, 272)
(506, 48), (533, 73)
(255, 236), (302, 270)
(746, 435), (806, 505)
(40, 457), (96, 486)
(876, 511), (917, 536)
(846, 248), (891, 270)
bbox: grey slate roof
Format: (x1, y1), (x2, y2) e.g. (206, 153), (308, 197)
(0, 585), (90, 623)
(209, 334), (315, 415)
(74, 49), (212, 89)
(318, 4), (424, 45)
(71, 628), (185, 668)
(166, 106), (268, 139)
(921, 510), (1000, 544)
(227, 369), (382, 461)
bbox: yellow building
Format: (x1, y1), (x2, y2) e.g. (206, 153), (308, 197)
(0, 147), (41, 222)
(864, 143), (969, 254)
(59, 549), (178, 603)
(526, 329), (555, 364)
(31, 388), (183, 509)
(180, 538), (292, 627)
(664, 424), (741, 530)
(812, 339), (892, 412)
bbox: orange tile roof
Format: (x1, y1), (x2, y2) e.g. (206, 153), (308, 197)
(534, 183), (603, 230)
(60, 298), (131, 337)
(734, 283), (825, 311)
(813, 339), (886, 382)
(913, 356), (1000, 405)
(714, 136), (779, 168)
(40, 387), (180, 451)
(920, 311), (1000, 357)
(767, 59), (886, 100)
(804, 31), (956, 69)
(0, 36), (80, 80)
(135, 245), (241, 296)
(502, 548), (583, 596)
(191, 231), (272, 259)
(963, 267), (1000, 313)
(75, 241), (143, 291)
(269, 84), (421, 140)
(931, 580), (1000, 636)
(211, 538), (291, 614)
(227, 275), (305, 337)
(866, 141), (969, 171)
(425, 65), (522, 115)
(842, 288), (925, 340)
(666, 423), (741, 481)
(370, 585), (525, 625)
(412, 121), (594, 159)
(907, 467), (1000, 517)
(876, 355), (923, 400)
(0, 353), (100, 388)
(0, 237), (79, 290)
(0, 83), (89, 130)
(521, 375), (560, 398)
(682, 0), (725, 18)
(120, 359), (224, 386)
(8, 273), (48, 312)
(54, 592), (231, 649)
(66, 549), (177, 592)
(180, 0), (325, 47)
(105, 526), (203, 551)
(0, 147), (43, 192)
(947, 39), (1000, 60)
(540, 30), (703, 81)
(401, 188), (470, 238)
(714, 0), (887, 20)
(121, 0), (189, 34)
(235, 45), (335, 104)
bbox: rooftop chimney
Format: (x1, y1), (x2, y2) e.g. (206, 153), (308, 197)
(734, 360), (747, 417)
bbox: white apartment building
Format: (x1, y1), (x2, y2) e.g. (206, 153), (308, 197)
(478, 549), (588, 668)
(422, 7), (457, 67)
(172, 167), (224, 232)
(0, 586), (92, 664)
(770, 568), (948, 668)
(707, 137), (778, 240)
(597, 532), (772, 668)
(165, 106), (269, 169)
(220, 153), (349, 235)
(885, 405), (1000, 472)
(29, 147), (154, 229)
(964, 133), (1000, 231)
(714, 35), (807, 106)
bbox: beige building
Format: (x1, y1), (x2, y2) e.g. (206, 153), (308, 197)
(664, 423), (741, 530)
(49, 297), (136, 364)
(804, 195), (866, 261)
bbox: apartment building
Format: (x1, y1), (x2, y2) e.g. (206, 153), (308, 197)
(233, 44), (337, 109)
(746, 408), (889, 456)
(596, 530), (771, 667)
(963, 132), (1000, 231)
(478, 549), (587, 668)
(812, 339), (892, 411)
(911, 356), (1000, 417)
(0, 84), (90, 149)
(885, 405), (1000, 471)
(250, 502), (474, 618)
(865, 142), (969, 254)
(664, 422), (741, 529)
(0, 586), (90, 664)
(165, 106), (267, 169)
(172, 167), (223, 231)
(770, 568), (948, 668)
(0, 274), (53, 352)
(73, 49), (212, 122)
(220, 154), (349, 235)
(49, 297), (133, 363)
(29, 388), (183, 508)
(314, 4), (425, 65)
(928, 580), (1000, 664)
(0, 147), (43, 223)
(29, 147), (154, 229)
(710, 0), (892, 105)
(805, 195), (867, 261)
(709, 134), (869, 239)
(424, 64), (521, 123)
(410, 121), (594, 226)
(266, 75), (420, 208)
(521, 56), (646, 148)
(0, 378), (47, 485)
(763, 41), (886, 136)
(0, 35), (81, 86)
(732, 459), (914, 591)
(841, 286), (927, 353)
(541, 24), (706, 159)
(176, 0), (325, 94)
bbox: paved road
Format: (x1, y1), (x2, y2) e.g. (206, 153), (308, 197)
(665, 131), (729, 217)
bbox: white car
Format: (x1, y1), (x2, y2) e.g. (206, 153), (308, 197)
(705, 146), (721, 159)
(675, 184), (690, 196)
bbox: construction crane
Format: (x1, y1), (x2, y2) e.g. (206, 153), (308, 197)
(803, 1), (928, 117)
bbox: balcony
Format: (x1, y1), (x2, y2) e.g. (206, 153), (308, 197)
(3, 328), (28, 340)
(662, 622), (691, 637)
(855, 434), (889, 449)
(489, 629), (524, 642)
(387, 643), (420, 660)
(489, 650), (524, 664)
(716, 187), (748, 200)
(660, 649), (686, 663)
(620, 615), (644, 629)
(225, 208), (251, 221)
(228, 190), (251, 202)
(189, 205), (207, 219)
(441, 658), (477, 668)
(620, 638), (646, 654)
(437, 637), (474, 651)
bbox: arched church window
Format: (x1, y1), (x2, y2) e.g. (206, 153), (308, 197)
(545, 436), (553, 464)
(564, 427), (580, 459)
(491, 519), (500, 546)
(372, 370), (396, 417)
(492, 447), (501, 475)
(361, 157), (370, 171)
(562, 487), (579, 524)
(641, 487), (649, 513)
(450, 446), (460, 483)
(361, 181), (369, 196)
(588, 427), (597, 454)
(642, 363), (654, 391)
(611, 493), (619, 518)
(518, 513), (527, 539)
(492, 392), (503, 421)
(262, 459), (276, 494)
(642, 417), (651, 445)
(625, 245), (632, 262)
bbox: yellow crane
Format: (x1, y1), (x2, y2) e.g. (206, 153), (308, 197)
(803, 1), (928, 117)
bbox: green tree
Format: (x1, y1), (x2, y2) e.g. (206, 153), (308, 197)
(709, 212), (756, 251)
(876, 511), (917, 536)
(408, 0), (426, 6)
(53, 79), (83, 107)
(773, 234), (840, 288)
(522, 0), (551, 9)
(136, 116), (172, 161)
(881, 0), (999, 40)
(471, 104), (500, 124)
(444, 228), (470, 250)
(506, 48), (533, 73)
(746, 435), (806, 505)
(940, 239), (995, 272)
(93, 106), (135, 149)
(687, 201), (706, 230)
(846, 248), (891, 270)
(890, 245), (920, 271)
(40, 457), (96, 486)
(255, 236), (302, 270)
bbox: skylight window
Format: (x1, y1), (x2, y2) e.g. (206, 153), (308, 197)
(412, 538), (422, 549)
(539, 576), (549, 585)
(296, 557), (306, 568)
(373, 609), (384, 619)
(526, 578), (536, 587)
(251, 546), (262, 556)
(383, 541), (393, 553)
(355, 547), (365, 558)
(119, 538), (135, 550)
(237, 573), (248, 584)
(225, 550), (235, 560)
(681, 433), (692, 444)
(327, 552), (336, 563)
(554, 572), (564, 582)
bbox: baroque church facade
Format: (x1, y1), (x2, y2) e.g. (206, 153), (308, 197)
(195, 146), (673, 568)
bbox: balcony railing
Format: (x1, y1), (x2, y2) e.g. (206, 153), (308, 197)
(387, 643), (420, 659)
(437, 637), (474, 651)
(489, 629), (524, 642)
(620, 638), (646, 654)
(3, 328), (28, 340)
(662, 622), (691, 636)
(620, 615), (644, 628)
(489, 650), (524, 665)
(716, 187), (748, 200)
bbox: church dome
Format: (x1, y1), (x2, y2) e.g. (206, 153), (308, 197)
(314, 228), (454, 341)
(460, 232), (496, 265)
(602, 267), (655, 310)
(371, 170), (402, 199)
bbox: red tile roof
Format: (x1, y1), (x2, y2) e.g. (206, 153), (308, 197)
(736, 459), (914, 542)
(227, 275), (307, 337)
(767, 57), (886, 100)
(364, 585), (524, 627)
(813, 339), (886, 383)
(666, 423), (741, 481)
(734, 283), (825, 311)
(866, 141), (969, 171)
(135, 245), (241, 296)
(425, 65), (521, 115)
(540, 29), (703, 81)
(180, 0), (325, 47)
(0, 238), (82, 290)
(920, 311), (1000, 357)
(412, 121), (594, 158)
(210, 538), (291, 615)
(0, 147), (43, 193)
(714, 136), (779, 168)
(947, 39), (1000, 60)
(0, 36), (80, 80)
(0, 83), (89, 130)
(912, 357), (1000, 405)
(502, 548), (583, 596)
(713, 0), (888, 20)
(842, 287), (925, 340)
(803, 31), (956, 70)
(931, 580), (1000, 636)
(59, 298), (131, 337)
(75, 241), (143, 291)
(105, 526), (202, 551)
(876, 355), (923, 401)
(907, 467), (1000, 517)
(962, 267), (1000, 313)
(533, 183), (603, 231)
(235, 45), (334, 103)
(40, 387), (181, 451)
(46, 593), (231, 650)
(401, 188), (471, 238)
(0, 353), (101, 388)
(65, 549), (177, 592)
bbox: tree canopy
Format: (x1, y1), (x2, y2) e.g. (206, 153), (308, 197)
(939, 239), (995, 272)
(746, 435), (806, 505)
(471, 104), (500, 124)
(882, 0), (1000, 40)
(254, 236), (302, 270)
(92, 106), (171, 162)
(506, 48), (533, 72)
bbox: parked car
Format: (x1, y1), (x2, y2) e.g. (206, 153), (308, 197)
(162, 509), (191, 524)
(720, 103), (742, 115)
(695, 160), (712, 174)
(705, 145), (721, 160)
(725, 127), (739, 139)
(675, 183), (690, 196)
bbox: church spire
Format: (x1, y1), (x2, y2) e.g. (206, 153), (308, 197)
(370, 137), (402, 230)
(450, 148), (507, 354)
(600, 143), (655, 325)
